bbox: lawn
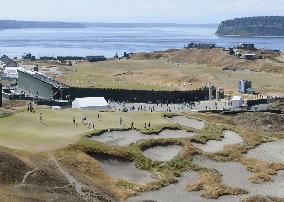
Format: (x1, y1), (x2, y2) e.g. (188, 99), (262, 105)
(0, 109), (174, 152)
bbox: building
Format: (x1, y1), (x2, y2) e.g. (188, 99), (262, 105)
(238, 80), (252, 94)
(39, 56), (56, 60)
(216, 88), (225, 100)
(231, 96), (243, 108)
(85, 56), (106, 62)
(204, 85), (225, 100)
(72, 97), (109, 110)
(57, 56), (85, 61)
(244, 53), (256, 60)
(208, 85), (214, 100)
(22, 53), (36, 61)
(187, 43), (216, 49)
(237, 43), (255, 50)
(17, 69), (68, 99)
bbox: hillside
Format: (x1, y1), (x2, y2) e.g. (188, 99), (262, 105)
(216, 16), (284, 36)
(132, 48), (284, 75)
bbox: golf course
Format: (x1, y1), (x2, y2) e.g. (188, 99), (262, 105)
(0, 107), (283, 201)
(0, 109), (174, 152)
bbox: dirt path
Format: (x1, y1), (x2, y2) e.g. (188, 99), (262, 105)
(21, 169), (39, 184)
(52, 157), (112, 202)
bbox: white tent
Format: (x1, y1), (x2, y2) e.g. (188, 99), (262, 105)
(231, 96), (243, 108)
(72, 97), (109, 110)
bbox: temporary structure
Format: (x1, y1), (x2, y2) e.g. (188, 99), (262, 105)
(3, 67), (24, 79)
(231, 96), (243, 108)
(72, 97), (109, 110)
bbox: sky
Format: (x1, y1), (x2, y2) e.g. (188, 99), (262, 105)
(0, 0), (283, 23)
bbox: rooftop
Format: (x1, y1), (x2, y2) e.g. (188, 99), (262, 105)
(232, 96), (243, 101)
(73, 97), (109, 108)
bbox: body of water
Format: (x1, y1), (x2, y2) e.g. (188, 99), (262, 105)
(0, 26), (284, 58)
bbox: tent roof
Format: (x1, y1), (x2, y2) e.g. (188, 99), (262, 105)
(73, 97), (108, 108)
(232, 96), (242, 101)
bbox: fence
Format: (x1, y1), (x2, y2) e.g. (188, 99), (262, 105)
(65, 87), (213, 103)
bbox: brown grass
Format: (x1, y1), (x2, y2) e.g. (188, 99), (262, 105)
(242, 195), (284, 202)
(186, 112), (284, 184)
(165, 48), (284, 75)
(55, 150), (126, 199)
(241, 158), (284, 183)
(187, 171), (247, 199)
(1, 110), (283, 201)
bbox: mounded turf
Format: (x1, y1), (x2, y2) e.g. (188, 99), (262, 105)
(0, 109), (175, 152)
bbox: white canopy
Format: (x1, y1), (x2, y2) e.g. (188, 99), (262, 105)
(232, 96), (242, 101)
(231, 96), (243, 108)
(72, 97), (109, 110)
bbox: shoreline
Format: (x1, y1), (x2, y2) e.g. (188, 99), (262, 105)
(217, 34), (284, 38)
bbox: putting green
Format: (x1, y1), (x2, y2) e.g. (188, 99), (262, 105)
(0, 109), (173, 152)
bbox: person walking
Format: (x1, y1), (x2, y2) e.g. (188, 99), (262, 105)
(73, 117), (76, 125)
(29, 102), (33, 112)
(39, 113), (43, 124)
(131, 121), (134, 129)
(82, 117), (85, 124)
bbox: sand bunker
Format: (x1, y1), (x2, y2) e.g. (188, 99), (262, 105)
(90, 153), (154, 185)
(143, 145), (182, 161)
(168, 116), (205, 130)
(193, 157), (284, 199)
(129, 170), (243, 202)
(91, 130), (195, 146)
(159, 130), (196, 139)
(192, 130), (244, 153)
(246, 140), (284, 163)
(91, 130), (147, 146)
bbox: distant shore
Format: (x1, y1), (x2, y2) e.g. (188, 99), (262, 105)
(217, 34), (284, 38)
(0, 20), (218, 30)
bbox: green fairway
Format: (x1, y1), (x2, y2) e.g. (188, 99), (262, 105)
(0, 109), (175, 152)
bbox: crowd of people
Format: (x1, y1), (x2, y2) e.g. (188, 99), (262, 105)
(71, 113), (152, 131)
(72, 114), (101, 130)
(109, 100), (231, 113)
